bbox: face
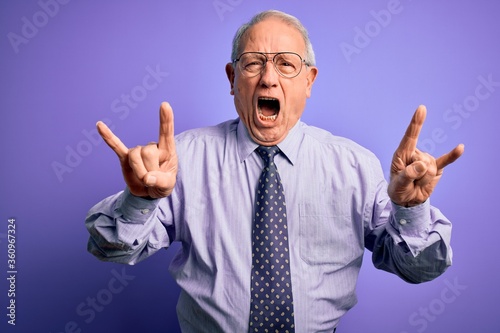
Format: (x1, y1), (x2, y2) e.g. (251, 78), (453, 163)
(225, 18), (318, 146)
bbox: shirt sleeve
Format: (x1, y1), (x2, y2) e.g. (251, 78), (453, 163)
(85, 187), (175, 265)
(367, 197), (453, 283)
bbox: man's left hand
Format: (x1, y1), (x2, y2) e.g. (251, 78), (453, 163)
(388, 105), (464, 207)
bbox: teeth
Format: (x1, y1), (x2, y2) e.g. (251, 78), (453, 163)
(259, 113), (278, 121)
(258, 107), (278, 121)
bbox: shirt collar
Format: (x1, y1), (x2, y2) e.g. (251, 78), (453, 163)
(236, 118), (303, 165)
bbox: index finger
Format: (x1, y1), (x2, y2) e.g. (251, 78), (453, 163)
(397, 105), (427, 153)
(158, 102), (175, 156)
(96, 121), (129, 160)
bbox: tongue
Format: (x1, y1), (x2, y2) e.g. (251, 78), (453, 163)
(260, 105), (276, 116)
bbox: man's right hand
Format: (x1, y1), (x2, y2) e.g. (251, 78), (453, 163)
(96, 102), (178, 199)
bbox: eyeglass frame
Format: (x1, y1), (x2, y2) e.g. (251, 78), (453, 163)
(232, 51), (309, 79)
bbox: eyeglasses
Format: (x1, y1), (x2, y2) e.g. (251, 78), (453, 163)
(233, 52), (307, 78)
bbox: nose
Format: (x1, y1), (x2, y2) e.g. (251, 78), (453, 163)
(259, 59), (279, 88)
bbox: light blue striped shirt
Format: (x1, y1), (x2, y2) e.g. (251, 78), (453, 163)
(86, 118), (452, 332)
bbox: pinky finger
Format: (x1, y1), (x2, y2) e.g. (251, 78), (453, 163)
(436, 144), (465, 170)
(96, 121), (129, 160)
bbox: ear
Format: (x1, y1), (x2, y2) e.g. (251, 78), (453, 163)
(305, 66), (318, 98)
(225, 63), (235, 96)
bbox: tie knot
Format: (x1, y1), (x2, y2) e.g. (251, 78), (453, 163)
(257, 146), (279, 167)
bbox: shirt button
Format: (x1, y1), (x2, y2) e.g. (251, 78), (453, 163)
(399, 219), (408, 225)
(140, 209), (150, 215)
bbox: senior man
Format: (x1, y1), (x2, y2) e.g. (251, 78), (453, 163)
(86, 9), (464, 332)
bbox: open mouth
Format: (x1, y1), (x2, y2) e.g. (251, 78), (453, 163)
(257, 97), (280, 121)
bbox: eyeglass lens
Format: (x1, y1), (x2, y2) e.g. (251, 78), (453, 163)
(238, 52), (303, 78)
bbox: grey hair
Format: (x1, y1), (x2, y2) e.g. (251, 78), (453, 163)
(230, 10), (316, 66)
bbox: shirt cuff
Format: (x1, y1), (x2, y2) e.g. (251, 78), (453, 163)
(115, 188), (160, 224)
(389, 200), (436, 257)
(391, 200), (430, 235)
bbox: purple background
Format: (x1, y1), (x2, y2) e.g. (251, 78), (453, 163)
(1, 1), (499, 332)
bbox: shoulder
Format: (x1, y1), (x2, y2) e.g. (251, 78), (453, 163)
(174, 119), (238, 147)
(299, 122), (377, 161)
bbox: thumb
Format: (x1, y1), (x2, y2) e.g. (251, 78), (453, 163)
(143, 170), (176, 197)
(405, 161), (428, 180)
(144, 173), (158, 187)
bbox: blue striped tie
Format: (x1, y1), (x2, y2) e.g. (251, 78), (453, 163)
(249, 146), (295, 332)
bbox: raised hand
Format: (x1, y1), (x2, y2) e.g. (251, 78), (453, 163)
(96, 102), (178, 199)
(388, 105), (464, 207)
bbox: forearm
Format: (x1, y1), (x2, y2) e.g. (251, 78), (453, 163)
(85, 188), (173, 265)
